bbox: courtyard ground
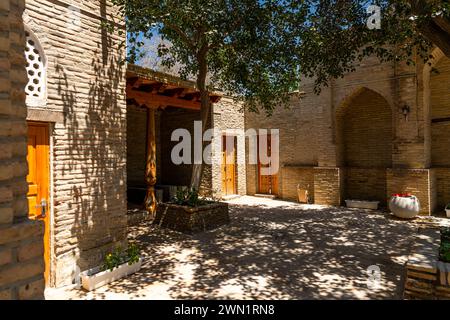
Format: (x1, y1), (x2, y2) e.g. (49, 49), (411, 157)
(46, 196), (449, 300)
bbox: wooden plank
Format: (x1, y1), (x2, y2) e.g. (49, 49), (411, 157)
(404, 289), (434, 300)
(407, 270), (437, 281)
(405, 278), (434, 290)
(144, 109), (157, 215)
(128, 89), (201, 110)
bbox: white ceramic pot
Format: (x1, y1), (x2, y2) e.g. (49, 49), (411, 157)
(80, 258), (142, 291)
(445, 209), (450, 218)
(389, 195), (420, 219)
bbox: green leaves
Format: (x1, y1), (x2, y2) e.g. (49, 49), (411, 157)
(110, 0), (450, 115)
(102, 244), (141, 271)
(172, 188), (205, 207)
(110, 0), (305, 115)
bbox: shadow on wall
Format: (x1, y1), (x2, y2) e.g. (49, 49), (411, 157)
(54, 0), (127, 284)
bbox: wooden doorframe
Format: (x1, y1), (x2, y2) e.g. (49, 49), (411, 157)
(27, 121), (52, 286)
(257, 133), (278, 195)
(221, 134), (237, 195)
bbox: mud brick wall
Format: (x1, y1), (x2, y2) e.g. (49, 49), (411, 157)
(0, 0), (45, 299)
(386, 169), (434, 215)
(280, 166), (314, 202)
(344, 168), (387, 205)
(434, 168), (450, 211)
(126, 105), (161, 189)
(24, 0), (128, 287)
(313, 168), (342, 206)
(211, 96), (247, 197)
(245, 49), (450, 213)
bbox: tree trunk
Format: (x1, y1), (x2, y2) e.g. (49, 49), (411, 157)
(190, 50), (210, 191)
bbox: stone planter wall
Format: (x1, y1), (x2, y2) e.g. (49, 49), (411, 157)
(404, 229), (450, 299)
(127, 209), (151, 227)
(154, 202), (230, 234)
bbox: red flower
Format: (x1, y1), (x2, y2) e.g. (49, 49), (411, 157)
(392, 193), (412, 198)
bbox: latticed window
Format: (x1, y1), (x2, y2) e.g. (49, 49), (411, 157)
(24, 28), (46, 106)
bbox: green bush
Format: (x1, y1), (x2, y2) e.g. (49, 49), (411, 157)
(440, 227), (450, 263)
(440, 242), (450, 263)
(441, 227), (450, 243)
(172, 188), (206, 207)
(103, 244), (140, 271)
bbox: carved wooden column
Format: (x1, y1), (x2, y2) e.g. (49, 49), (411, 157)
(144, 108), (157, 215)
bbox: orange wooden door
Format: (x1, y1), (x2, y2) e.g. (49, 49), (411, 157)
(221, 136), (236, 195)
(27, 122), (50, 284)
(258, 133), (278, 195)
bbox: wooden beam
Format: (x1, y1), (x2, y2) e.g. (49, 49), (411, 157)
(128, 88), (201, 110)
(144, 109), (157, 215)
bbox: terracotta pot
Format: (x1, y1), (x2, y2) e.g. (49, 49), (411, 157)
(389, 195), (420, 219)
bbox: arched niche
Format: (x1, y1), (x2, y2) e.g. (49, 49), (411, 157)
(336, 87), (393, 204)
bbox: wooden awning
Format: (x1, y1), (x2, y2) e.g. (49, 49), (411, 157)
(126, 64), (222, 110)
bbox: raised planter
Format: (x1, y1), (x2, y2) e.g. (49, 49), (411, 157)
(345, 199), (379, 210)
(80, 258), (142, 291)
(389, 194), (420, 219)
(154, 202), (229, 234)
(404, 229), (450, 299)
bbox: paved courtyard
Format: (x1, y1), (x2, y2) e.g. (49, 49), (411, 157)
(46, 196), (449, 300)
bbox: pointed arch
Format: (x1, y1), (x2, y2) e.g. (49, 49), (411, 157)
(335, 87), (393, 168)
(335, 87), (393, 204)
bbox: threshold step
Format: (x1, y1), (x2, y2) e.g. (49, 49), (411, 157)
(254, 194), (277, 199)
(222, 194), (241, 201)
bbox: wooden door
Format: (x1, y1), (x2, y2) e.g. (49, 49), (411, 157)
(221, 135), (236, 195)
(27, 122), (50, 284)
(258, 133), (278, 195)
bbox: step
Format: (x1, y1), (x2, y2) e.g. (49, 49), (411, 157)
(254, 194), (277, 199)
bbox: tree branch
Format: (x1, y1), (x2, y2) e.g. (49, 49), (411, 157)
(163, 22), (197, 51)
(419, 19), (450, 58)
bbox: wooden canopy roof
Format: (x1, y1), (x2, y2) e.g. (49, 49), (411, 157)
(126, 64), (222, 111)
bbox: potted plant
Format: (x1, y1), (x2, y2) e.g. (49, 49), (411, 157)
(154, 188), (229, 234)
(445, 203), (450, 218)
(441, 227), (450, 243)
(80, 244), (142, 291)
(389, 193), (420, 219)
(440, 227), (450, 263)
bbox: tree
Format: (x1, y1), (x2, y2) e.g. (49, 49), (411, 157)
(111, 0), (450, 190)
(294, 0), (450, 91)
(111, 0), (305, 190)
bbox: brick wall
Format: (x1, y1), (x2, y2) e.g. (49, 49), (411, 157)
(245, 93), (319, 197)
(431, 58), (450, 167)
(336, 88), (392, 168)
(345, 168), (387, 204)
(24, 0), (128, 287)
(280, 166), (314, 202)
(245, 51), (450, 213)
(0, 0), (45, 299)
(313, 168), (342, 206)
(212, 96), (247, 197)
(386, 169), (434, 215)
(126, 105), (161, 188)
(434, 168), (450, 211)
(159, 107), (213, 195)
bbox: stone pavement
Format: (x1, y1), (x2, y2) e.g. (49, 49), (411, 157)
(45, 196), (449, 300)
